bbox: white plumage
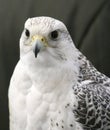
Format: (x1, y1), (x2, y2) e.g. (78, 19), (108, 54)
(9, 16), (110, 130)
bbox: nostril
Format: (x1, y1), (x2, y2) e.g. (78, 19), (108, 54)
(41, 38), (44, 42)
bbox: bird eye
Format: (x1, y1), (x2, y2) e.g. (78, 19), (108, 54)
(25, 29), (30, 37)
(50, 30), (59, 40)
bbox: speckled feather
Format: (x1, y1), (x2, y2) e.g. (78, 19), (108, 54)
(9, 17), (110, 130)
(73, 54), (110, 130)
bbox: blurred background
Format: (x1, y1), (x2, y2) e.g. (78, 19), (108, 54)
(0, 0), (110, 129)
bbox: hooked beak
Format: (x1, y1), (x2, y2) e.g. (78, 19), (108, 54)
(33, 44), (40, 58)
(31, 35), (48, 58)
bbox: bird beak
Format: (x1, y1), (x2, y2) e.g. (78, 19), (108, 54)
(31, 35), (48, 58)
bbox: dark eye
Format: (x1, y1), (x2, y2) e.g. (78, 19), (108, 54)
(25, 29), (30, 37)
(50, 30), (59, 40)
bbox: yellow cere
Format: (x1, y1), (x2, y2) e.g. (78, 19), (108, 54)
(31, 35), (49, 47)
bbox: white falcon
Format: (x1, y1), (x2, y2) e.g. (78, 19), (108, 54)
(9, 16), (110, 130)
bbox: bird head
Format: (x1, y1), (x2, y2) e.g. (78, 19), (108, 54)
(19, 17), (77, 67)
